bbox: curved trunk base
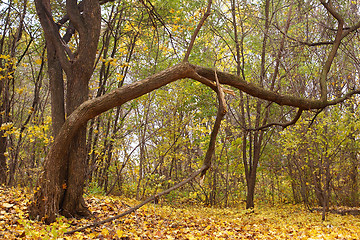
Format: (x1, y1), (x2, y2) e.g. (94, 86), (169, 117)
(28, 185), (62, 224)
(29, 126), (90, 223)
(61, 196), (92, 219)
(29, 187), (91, 223)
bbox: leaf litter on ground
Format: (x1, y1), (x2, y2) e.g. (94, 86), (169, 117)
(0, 186), (359, 239)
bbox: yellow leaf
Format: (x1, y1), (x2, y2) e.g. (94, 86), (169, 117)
(0, 54), (10, 59)
(101, 228), (109, 236)
(116, 229), (125, 237)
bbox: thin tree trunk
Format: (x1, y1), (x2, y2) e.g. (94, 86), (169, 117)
(0, 126), (6, 184)
(348, 104), (358, 206)
(0, 74), (8, 184)
(136, 135), (145, 200)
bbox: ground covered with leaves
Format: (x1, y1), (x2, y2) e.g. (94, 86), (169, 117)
(0, 186), (359, 239)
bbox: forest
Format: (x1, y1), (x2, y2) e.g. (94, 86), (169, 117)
(0, 0), (360, 238)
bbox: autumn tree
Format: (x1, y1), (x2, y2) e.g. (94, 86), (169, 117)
(29, 0), (102, 220)
(27, 0), (360, 223)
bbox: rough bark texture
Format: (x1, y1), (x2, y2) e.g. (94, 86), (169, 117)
(47, 44), (65, 137)
(61, 70), (91, 218)
(28, 0), (101, 223)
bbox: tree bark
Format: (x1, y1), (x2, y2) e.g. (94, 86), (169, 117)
(47, 44), (65, 137)
(61, 69), (91, 218)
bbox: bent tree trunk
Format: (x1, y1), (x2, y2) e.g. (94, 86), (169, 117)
(29, 70), (95, 222)
(27, 61), (353, 222)
(29, 70), (94, 222)
(28, 62), (193, 223)
(28, 0), (100, 223)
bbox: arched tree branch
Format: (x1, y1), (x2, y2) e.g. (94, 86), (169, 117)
(192, 65), (360, 109)
(64, 70), (228, 236)
(29, 61), (360, 223)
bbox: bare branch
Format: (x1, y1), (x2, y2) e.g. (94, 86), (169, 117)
(183, 0), (212, 62)
(319, 0), (345, 102)
(65, 166), (206, 235)
(66, 0), (86, 37)
(274, 24), (334, 46)
(200, 69), (228, 178)
(308, 108), (324, 128)
(215, 69), (228, 114)
(247, 108), (303, 131)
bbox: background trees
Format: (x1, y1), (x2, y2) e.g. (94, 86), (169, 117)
(0, 0), (359, 222)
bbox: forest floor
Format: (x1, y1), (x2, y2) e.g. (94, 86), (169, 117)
(0, 186), (359, 239)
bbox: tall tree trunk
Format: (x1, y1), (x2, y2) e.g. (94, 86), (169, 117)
(0, 72), (8, 184)
(245, 132), (263, 209)
(0, 117), (7, 185)
(60, 69), (91, 217)
(244, 0), (270, 209)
